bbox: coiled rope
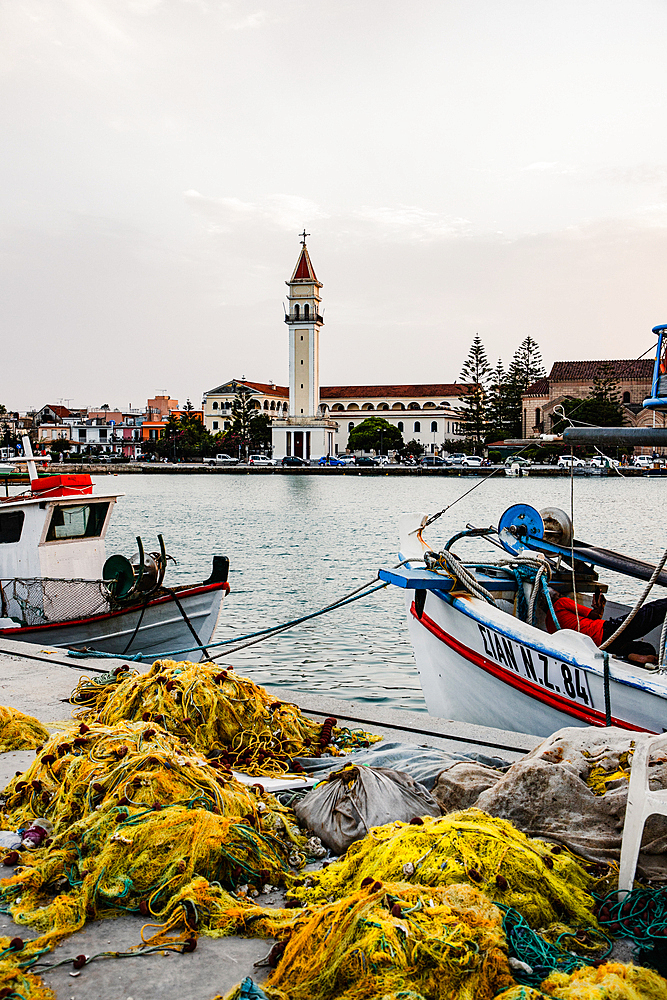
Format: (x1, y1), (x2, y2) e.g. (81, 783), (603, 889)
(424, 549), (496, 604)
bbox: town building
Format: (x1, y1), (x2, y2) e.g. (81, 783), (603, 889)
(202, 240), (471, 457)
(522, 359), (655, 437)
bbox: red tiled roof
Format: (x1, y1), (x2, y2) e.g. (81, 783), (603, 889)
(43, 404), (72, 417)
(523, 377), (550, 397)
(242, 380), (289, 397)
(291, 246), (318, 282)
(549, 360), (653, 382)
(320, 383), (473, 399)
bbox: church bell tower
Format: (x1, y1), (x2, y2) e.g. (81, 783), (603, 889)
(285, 232), (323, 417)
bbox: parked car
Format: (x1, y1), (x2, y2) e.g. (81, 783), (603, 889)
(557, 455), (587, 468)
(449, 453), (467, 465)
(461, 455), (483, 468)
(281, 455), (308, 467)
(336, 454), (356, 465)
(588, 457), (620, 468)
(318, 455), (346, 466)
(354, 456), (378, 467)
(419, 455), (445, 466)
(203, 454), (238, 466)
(503, 455), (531, 467)
(633, 455), (657, 469)
(248, 455), (275, 466)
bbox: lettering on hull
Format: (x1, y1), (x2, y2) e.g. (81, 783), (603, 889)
(477, 624), (594, 709)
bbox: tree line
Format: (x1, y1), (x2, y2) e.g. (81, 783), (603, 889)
(457, 334), (626, 449)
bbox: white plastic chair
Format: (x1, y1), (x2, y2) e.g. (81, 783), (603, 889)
(618, 732), (667, 898)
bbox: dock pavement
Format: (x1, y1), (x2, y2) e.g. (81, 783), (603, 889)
(0, 636), (540, 1000)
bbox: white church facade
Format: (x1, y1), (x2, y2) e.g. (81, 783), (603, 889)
(202, 240), (470, 457)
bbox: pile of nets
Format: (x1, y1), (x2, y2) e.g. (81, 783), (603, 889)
(286, 809), (599, 930)
(1, 801), (293, 946)
(0, 704), (50, 752)
(70, 660), (380, 775)
(495, 962), (667, 999)
(0, 934), (55, 1000)
(224, 881), (515, 1000)
(0, 719), (302, 847)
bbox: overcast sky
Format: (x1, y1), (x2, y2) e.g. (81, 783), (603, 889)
(3, 0), (667, 411)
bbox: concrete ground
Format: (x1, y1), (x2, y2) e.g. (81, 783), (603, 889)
(0, 635), (538, 999)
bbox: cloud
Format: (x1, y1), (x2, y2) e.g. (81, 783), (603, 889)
(183, 191), (328, 233)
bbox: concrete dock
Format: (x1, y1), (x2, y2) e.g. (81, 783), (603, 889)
(0, 636), (540, 1000)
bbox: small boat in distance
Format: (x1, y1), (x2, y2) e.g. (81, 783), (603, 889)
(0, 438), (228, 659)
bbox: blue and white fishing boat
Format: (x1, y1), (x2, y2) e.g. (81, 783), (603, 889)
(380, 324), (667, 737)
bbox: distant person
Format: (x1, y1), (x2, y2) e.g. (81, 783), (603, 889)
(543, 588), (667, 666)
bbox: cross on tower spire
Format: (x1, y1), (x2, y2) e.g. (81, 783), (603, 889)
(299, 229), (310, 245)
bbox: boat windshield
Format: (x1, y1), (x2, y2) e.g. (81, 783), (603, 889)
(45, 502), (110, 542)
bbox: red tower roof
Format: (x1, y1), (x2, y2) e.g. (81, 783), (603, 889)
(290, 245), (319, 282)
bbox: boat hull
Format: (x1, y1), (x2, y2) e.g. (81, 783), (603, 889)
(0, 582), (228, 661)
(406, 589), (667, 737)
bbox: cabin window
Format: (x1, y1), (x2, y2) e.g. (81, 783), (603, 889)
(0, 511), (24, 544)
(46, 502), (110, 542)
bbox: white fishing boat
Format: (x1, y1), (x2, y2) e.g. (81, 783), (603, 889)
(380, 323), (667, 737)
(0, 439), (228, 659)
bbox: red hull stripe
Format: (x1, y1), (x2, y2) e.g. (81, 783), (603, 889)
(0, 581), (229, 636)
(411, 602), (652, 733)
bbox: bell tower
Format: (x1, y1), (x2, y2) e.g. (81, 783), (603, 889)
(285, 232), (323, 417)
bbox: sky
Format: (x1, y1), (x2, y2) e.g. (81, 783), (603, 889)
(3, 0), (667, 411)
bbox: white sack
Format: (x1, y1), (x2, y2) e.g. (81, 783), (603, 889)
(295, 764), (441, 854)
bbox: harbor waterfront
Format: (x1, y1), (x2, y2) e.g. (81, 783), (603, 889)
(98, 472), (667, 711)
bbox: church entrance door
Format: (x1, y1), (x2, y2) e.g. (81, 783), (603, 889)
(294, 431), (304, 458)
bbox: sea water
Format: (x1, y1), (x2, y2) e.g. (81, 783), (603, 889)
(100, 472), (666, 712)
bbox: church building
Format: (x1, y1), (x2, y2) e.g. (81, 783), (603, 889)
(202, 239), (471, 457)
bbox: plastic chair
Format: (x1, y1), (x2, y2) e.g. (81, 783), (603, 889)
(618, 732), (667, 898)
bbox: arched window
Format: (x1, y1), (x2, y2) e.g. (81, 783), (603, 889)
(431, 421), (438, 432)
(377, 402), (389, 410)
(348, 422), (354, 432)
(623, 391), (631, 404)
(304, 303), (309, 319)
(391, 402), (405, 410)
(397, 421), (404, 432)
(283, 402), (288, 412)
(212, 401), (218, 410)
(362, 403), (374, 410)
(264, 400), (269, 410)
(270, 401), (275, 410)
(332, 404), (344, 411)
(347, 403), (360, 410)
(408, 402), (420, 410)
(414, 421), (421, 432)
(294, 303), (300, 319)
(534, 407), (540, 425)
(423, 401), (436, 409)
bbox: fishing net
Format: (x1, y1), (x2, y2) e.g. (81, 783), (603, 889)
(0, 704), (50, 752)
(223, 881), (515, 1000)
(495, 961), (667, 998)
(70, 659), (380, 776)
(0, 576), (111, 625)
(0, 719), (302, 848)
(0, 802), (295, 947)
(286, 809), (599, 930)
(0, 935), (54, 1000)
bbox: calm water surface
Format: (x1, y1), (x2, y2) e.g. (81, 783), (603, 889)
(99, 473), (666, 713)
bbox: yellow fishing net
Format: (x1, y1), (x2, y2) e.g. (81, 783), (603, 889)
(496, 961), (667, 998)
(222, 881), (515, 1000)
(0, 719), (302, 848)
(0, 704), (50, 752)
(286, 809), (598, 929)
(70, 660), (379, 776)
(1, 801), (294, 947)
